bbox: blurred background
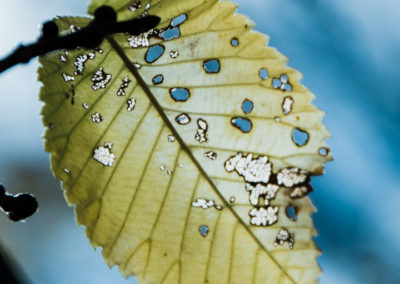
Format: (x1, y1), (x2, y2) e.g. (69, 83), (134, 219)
(0, 0), (399, 283)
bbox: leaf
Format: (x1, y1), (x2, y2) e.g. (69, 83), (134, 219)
(38, 1), (332, 283)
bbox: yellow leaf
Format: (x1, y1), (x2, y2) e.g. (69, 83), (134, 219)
(39, 1), (332, 283)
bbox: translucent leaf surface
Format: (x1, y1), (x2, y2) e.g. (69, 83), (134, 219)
(39, 1), (332, 283)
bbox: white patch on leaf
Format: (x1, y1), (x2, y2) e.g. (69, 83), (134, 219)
(195, 119), (208, 143)
(225, 153), (272, 183)
(91, 67), (112, 91)
(274, 228), (295, 249)
(291, 186), (310, 198)
(204, 151), (217, 160)
(277, 168), (308, 187)
(91, 113), (104, 123)
(249, 206), (278, 226)
(245, 183), (279, 206)
(117, 76), (131, 96)
(128, 29), (159, 48)
(127, 99), (136, 112)
(192, 198), (214, 209)
(62, 73), (74, 82)
(282, 96), (294, 115)
(93, 143), (115, 167)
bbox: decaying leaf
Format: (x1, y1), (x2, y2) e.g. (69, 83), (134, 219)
(39, 0), (332, 283)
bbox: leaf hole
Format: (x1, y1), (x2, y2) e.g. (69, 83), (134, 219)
(241, 99), (254, 114)
(152, 74), (164, 85)
(171, 14), (187, 26)
(318, 147), (330, 156)
(285, 205), (297, 221)
(272, 78), (281, 88)
(170, 88), (190, 102)
(160, 27), (180, 41)
(199, 225), (209, 237)
(231, 37), (239, 47)
(203, 59), (220, 73)
(231, 117), (252, 133)
(175, 113), (191, 125)
(292, 128), (309, 147)
(273, 74), (292, 91)
(145, 44), (165, 63)
(259, 68), (269, 80)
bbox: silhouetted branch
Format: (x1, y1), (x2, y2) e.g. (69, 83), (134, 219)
(0, 242), (30, 284)
(0, 6), (160, 74)
(0, 184), (38, 222)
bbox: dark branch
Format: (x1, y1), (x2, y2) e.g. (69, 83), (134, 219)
(0, 6), (161, 74)
(0, 184), (38, 222)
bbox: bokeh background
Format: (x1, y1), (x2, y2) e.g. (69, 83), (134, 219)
(1, 0), (399, 283)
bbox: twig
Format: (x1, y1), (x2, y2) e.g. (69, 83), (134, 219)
(0, 6), (160, 74)
(0, 184), (38, 222)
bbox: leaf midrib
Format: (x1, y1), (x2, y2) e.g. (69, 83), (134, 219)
(106, 34), (297, 284)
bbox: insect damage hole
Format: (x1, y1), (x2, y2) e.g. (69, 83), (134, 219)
(171, 14), (187, 26)
(291, 128), (309, 147)
(241, 99), (254, 114)
(272, 74), (292, 91)
(285, 205), (297, 221)
(145, 44), (165, 63)
(203, 59), (220, 73)
(318, 147), (330, 156)
(231, 117), (252, 133)
(160, 27), (180, 41)
(199, 225), (209, 237)
(259, 68), (269, 80)
(175, 113), (191, 125)
(231, 37), (239, 47)
(170, 88), (190, 102)
(152, 74), (164, 85)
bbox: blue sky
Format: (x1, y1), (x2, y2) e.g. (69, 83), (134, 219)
(1, 0), (399, 283)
